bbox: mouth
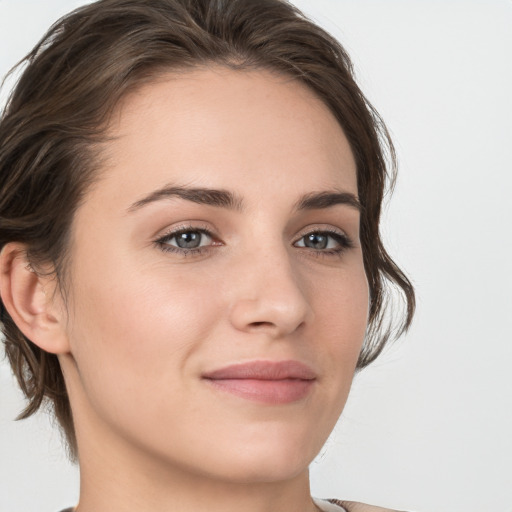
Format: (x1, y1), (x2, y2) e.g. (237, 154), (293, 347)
(201, 360), (317, 405)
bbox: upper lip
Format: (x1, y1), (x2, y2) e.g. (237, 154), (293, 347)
(202, 360), (317, 380)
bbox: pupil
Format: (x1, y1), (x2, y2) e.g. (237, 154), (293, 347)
(306, 233), (327, 249)
(177, 232), (201, 249)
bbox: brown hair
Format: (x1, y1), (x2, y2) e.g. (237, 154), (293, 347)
(0, 0), (415, 463)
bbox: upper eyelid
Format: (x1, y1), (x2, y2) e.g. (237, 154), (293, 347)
(156, 223), (348, 238)
(295, 224), (348, 238)
(157, 223), (214, 239)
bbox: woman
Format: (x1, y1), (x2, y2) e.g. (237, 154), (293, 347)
(0, 1), (415, 511)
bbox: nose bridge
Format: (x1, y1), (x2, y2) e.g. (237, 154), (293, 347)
(228, 232), (313, 336)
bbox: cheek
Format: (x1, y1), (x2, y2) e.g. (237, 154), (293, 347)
(66, 251), (222, 411)
(313, 262), (369, 390)
(316, 261), (369, 344)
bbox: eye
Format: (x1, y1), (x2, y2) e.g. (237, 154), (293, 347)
(155, 225), (217, 256)
(294, 229), (354, 257)
(154, 225), (354, 259)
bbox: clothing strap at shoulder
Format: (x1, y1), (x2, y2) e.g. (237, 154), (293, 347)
(328, 498), (409, 512)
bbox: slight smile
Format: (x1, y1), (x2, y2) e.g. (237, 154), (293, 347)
(201, 360), (317, 405)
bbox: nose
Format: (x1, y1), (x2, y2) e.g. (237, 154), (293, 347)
(228, 245), (314, 339)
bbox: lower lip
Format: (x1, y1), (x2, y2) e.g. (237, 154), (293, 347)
(204, 378), (315, 404)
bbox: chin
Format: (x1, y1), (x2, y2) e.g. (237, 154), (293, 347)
(186, 426), (322, 484)
(207, 452), (313, 485)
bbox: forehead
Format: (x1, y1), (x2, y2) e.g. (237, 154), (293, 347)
(92, 66), (357, 211)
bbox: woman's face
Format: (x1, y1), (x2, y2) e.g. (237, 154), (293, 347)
(59, 67), (369, 483)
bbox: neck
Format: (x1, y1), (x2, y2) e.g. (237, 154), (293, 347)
(75, 436), (318, 512)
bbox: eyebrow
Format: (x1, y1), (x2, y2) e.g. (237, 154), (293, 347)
(127, 185), (362, 214)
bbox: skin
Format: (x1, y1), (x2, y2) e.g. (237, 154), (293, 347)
(1, 67), (372, 512)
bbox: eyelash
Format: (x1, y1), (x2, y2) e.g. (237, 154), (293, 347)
(154, 223), (355, 259)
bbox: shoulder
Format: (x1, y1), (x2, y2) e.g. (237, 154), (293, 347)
(325, 498), (408, 512)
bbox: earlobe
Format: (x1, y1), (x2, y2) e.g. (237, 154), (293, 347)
(0, 242), (70, 355)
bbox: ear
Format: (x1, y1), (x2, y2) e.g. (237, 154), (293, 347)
(0, 242), (71, 354)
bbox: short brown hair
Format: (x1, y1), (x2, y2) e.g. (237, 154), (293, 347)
(0, 0), (415, 463)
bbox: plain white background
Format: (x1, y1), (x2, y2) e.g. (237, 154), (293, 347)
(0, 1), (511, 511)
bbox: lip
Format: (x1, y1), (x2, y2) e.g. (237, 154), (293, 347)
(201, 360), (317, 404)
